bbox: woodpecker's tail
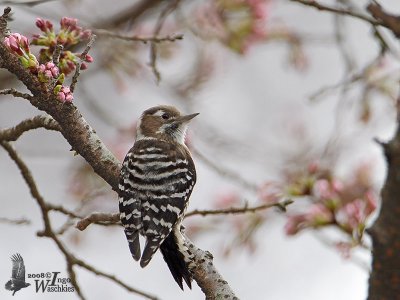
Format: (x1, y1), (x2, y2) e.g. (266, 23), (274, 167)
(124, 229), (141, 261)
(159, 230), (192, 290)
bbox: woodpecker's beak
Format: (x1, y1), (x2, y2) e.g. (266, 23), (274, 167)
(174, 113), (199, 124)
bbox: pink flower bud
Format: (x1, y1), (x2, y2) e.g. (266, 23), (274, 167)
(4, 34), (30, 56)
(308, 161), (319, 174)
(38, 64), (46, 73)
(44, 70), (52, 78)
(80, 29), (92, 40)
(7, 35), (20, 52)
(46, 20), (53, 31)
(285, 215), (307, 235)
(3, 36), (11, 48)
(331, 179), (344, 193)
(60, 17), (78, 30)
(36, 18), (46, 31)
(313, 179), (333, 200)
(51, 67), (59, 77)
(250, 1), (268, 20)
(65, 94), (73, 103)
(365, 190), (377, 216)
(57, 92), (66, 102)
(307, 204), (333, 224)
(67, 60), (76, 70)
(343, 199), (364, 229)
(46, 62), (55, 69)
(84, 54), (94, 63)
(62, 86), (70, 94)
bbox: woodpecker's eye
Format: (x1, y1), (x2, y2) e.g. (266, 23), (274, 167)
(161, 113), (170, 120)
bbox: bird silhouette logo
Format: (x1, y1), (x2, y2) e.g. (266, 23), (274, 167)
(4, 253), (31, 296)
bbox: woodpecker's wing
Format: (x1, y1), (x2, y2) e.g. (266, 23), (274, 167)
(119, 150), (143, 261)
(138, 143), (196, 268)
(10, 253), (26, 281)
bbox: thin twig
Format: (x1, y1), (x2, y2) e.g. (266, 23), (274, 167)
(0, 88), (32, 100)
(0, 0), (57, 7)
(92, 0), (163, 29)
(191, 146), (258, 192)
(289, 0), (383, 26)
(148, 0), (181, 83)
(74, 257), (158, 300)
(52, 44), (63, 65)
(185, 199), (293, 218)
(47, 204), (121, 229)
(70, 35), (96, 93)
(0, 216), (31, 225)
(333, 1), (356, 73)
(0, 7), (11, 33)
(0, 115), (61, 141)
(93, 28), (183, 43)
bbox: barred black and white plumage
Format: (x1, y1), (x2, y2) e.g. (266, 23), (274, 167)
(118, 105), (198, 290)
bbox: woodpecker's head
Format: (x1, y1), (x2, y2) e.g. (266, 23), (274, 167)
(136, 105), (199, 144)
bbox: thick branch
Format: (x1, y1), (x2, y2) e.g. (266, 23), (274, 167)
(184, 234), (238, 300)
(367, 131), (400, 298)
(367, 3), (400, 37)
(0, 8), (120, 189)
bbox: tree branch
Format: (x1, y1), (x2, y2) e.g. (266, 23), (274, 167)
(0, 216), (31, 225)
(0, 7), (121, 190)
(367, 120), (400, 298)
(0, 88), (32, 100)
(76, 212), (120, 231)
(289, 0), (383, 26)
(0, 114), (61, 141)
(92, 0), (163, 29)
(0, 140), (86, 300)
(191, 147), (258, 192)
(93, 29), (183, 43)
(0, 140), (157, 300)
(0, 7), (239, 299)
(185, 199), (293, 218)
(70, 35), (96, 93)
(183, 233), (238, 300)
(76, 212), (239, 299)
(367, 3), (400, 37)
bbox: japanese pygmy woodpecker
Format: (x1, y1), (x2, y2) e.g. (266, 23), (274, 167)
(118, 105), (198, 289)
